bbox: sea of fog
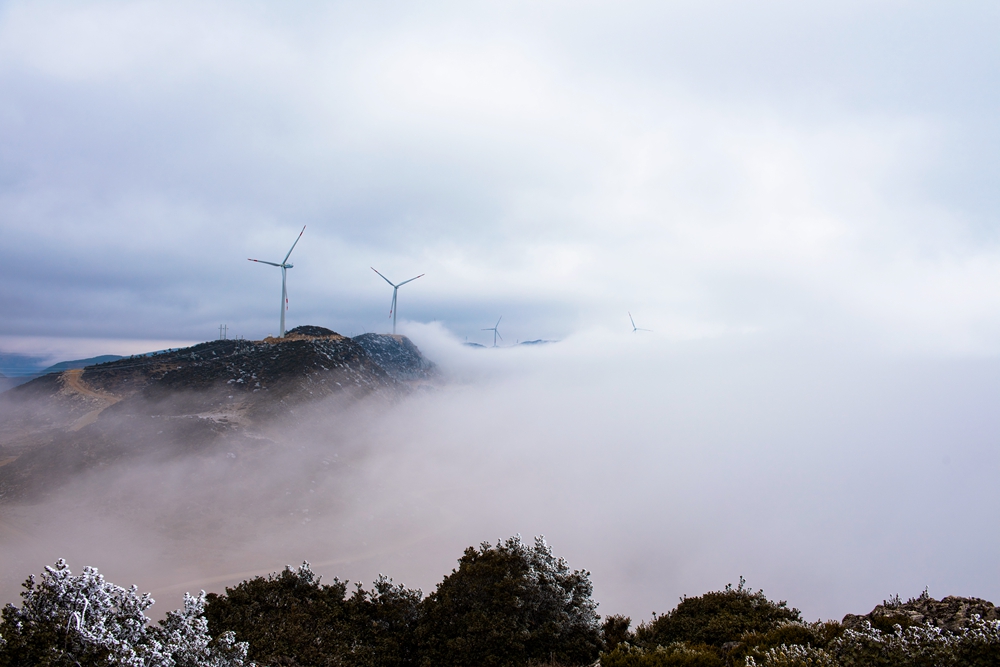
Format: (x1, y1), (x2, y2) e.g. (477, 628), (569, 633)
(1, 325), (998, 624)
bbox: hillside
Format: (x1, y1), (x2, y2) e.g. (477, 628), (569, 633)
(0, 327), (434, 501)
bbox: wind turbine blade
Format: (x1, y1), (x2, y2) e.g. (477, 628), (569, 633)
(249, 259), (282, 267)
(496, 331), (503, 341)
(389, 290), (396, 317)
(397, 273), (424, 287)
(371, 267), (396, 287)
(282, 225), (306, 264)
(495, 316), (502, 327)
(629, 312), (636, 328)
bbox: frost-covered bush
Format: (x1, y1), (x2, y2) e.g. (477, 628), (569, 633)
(153, 591), (250, 667)
(417, 535), (602, 667)
(735, 621), (843, 665)
(746, 616), (1000, 667)
(744, 643), (837, 667)
(0, 559), (248, 667)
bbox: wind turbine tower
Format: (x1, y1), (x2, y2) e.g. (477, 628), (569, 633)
(248, 225), (305, 338)
(371, 267), (424, 335)
(629, 312), (651, 333)
(483, 316), (503, 347)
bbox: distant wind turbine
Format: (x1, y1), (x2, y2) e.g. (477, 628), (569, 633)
(629, 312), (651, 333)
(483, 316), (503, 347)
(371, 268), (424, 334)
(248, 225), (305, 338)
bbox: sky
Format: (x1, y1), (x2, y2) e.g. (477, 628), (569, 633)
(1, 0), (999, 356)
(1, 0), (1000, 625)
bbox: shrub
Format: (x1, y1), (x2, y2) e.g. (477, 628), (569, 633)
(635, 578), (801, 649)
(746, 616), (1000, 667)
(205, 562), (349, 666)
(205, 562), (422, 667)
(0, 559), (247, 667)
(416, 535), (602, 667)
(601, 642), (724, 667)
(603, 614), (635, 651)
(342, 575), (423, 667)
(735, 621), (843, 664)
(745, 643), (837, 667)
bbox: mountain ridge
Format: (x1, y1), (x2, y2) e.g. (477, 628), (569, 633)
(0, 327), (435, 501)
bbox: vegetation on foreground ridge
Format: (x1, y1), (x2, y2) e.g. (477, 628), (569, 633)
(2, 537), (998, 666)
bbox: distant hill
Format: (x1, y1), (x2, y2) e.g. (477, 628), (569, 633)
(0, 327), (435, 502)
(0, 373), (29, 393)
(461, 339), (556, 348)
(38, 355), (124, 375)
(0, 355), (126, 394)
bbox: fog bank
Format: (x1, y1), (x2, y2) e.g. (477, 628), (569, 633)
(2, 326), (998, 624)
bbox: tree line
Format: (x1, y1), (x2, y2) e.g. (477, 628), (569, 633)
(2, 536), (998, 666)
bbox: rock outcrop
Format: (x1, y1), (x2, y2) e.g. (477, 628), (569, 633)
(843, 593), (999, 632)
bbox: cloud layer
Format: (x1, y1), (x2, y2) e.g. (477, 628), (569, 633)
(3, 327), (999, 624)
(1, 1), (999, 350)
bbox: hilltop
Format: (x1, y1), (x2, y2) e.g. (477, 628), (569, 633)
(0, 327), (435, 501)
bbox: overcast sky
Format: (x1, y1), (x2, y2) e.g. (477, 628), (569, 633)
(1, 1), (999, 357)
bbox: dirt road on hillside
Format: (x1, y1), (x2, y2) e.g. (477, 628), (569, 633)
(63, 369), (121, 431)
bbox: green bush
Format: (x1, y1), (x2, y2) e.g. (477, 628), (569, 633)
(635, 578), (801, 650)
(601, 642), (725, 667)
(603, 614), (635, 651)
(204, 562), (421, 667)
(416, 536), (602, 667)
(342, 576), (423, 667)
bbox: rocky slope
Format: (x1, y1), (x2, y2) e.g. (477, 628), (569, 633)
(352, 333), (436, 381)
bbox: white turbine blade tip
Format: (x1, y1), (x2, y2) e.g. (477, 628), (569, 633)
(398, 273), (424, 286)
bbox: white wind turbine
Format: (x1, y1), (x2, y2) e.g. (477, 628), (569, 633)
(248, 225), (306, 338)
(371, 267), (424, 335)
(629, 312), (651, 333)
(483, 316), (503, 347)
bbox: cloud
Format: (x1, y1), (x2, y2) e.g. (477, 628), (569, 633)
(0, 1), (998, 350)
(3, 327), (999, 624)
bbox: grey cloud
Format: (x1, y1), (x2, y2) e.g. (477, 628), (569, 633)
(2, 2), (999, 349)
